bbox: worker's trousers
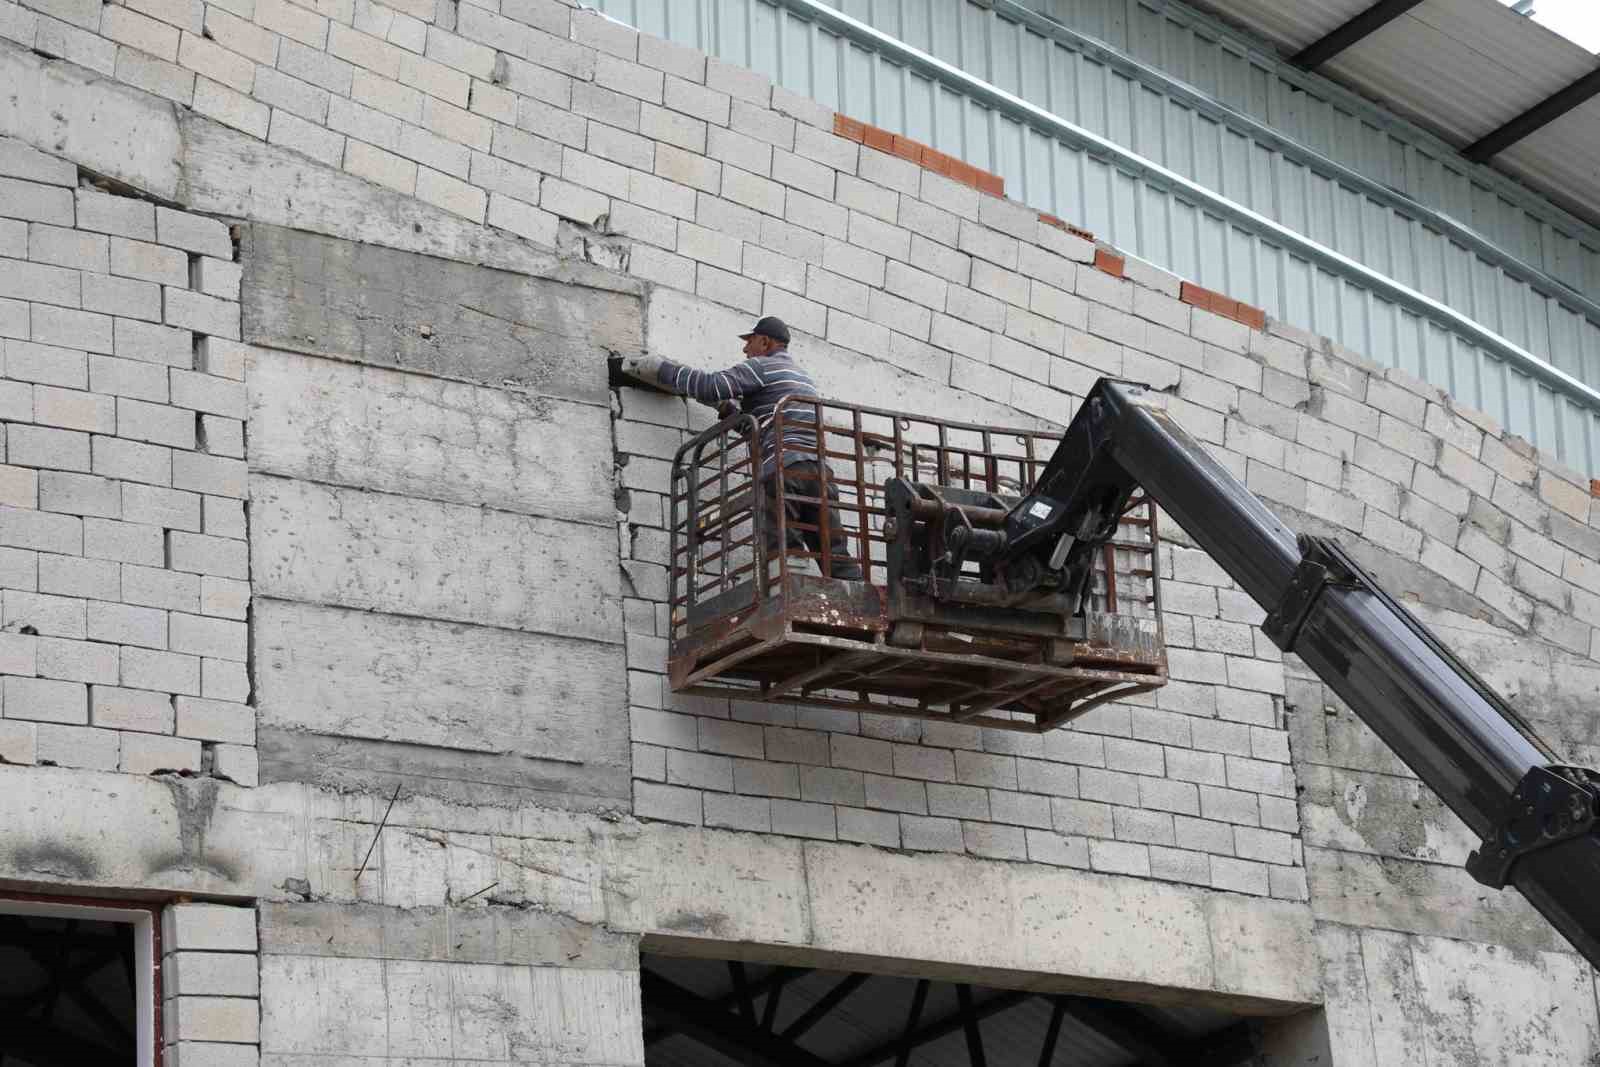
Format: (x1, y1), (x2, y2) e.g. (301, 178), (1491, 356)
(763, 461), (864, 580)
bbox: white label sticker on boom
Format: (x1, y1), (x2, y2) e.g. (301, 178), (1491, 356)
(1029, 501), (1053, 520)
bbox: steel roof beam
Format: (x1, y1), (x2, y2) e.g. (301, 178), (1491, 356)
(1292, 0), (1426, 70)
(780, 972), (873, 1042)
(1464, 65), (1600, 163)
(643, 965), (812, 1046)
(840, 989), (1032, 1067)
(1052, 995), (1185, 1066)
(640, 969), (834, 1067)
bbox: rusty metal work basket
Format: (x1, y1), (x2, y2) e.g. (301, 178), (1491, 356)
(667, 396), (1167, 733)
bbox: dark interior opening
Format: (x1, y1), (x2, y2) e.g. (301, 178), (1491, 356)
(641, 952), (1259, 1066)
(0, 911), (139, 1066)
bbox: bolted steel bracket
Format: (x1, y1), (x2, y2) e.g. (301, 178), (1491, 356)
(1467, 765), (1600, 889)
(1261, 535), (1361, 653)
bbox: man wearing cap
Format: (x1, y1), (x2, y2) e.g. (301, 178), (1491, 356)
(617, 317), (863, 580)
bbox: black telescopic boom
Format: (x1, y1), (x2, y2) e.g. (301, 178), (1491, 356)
(1086, 380), (1600, 967)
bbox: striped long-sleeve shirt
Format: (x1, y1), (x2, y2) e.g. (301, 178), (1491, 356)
(655, 349), (823, 476)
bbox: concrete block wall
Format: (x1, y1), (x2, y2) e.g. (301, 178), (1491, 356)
(6, 0), (1597, 913)
(164, 901), (262, 1066)
(6, 2), (1600, 1050)
(0, 135), (255, 784)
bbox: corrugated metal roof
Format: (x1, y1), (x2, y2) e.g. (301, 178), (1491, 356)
(1172, 0), (1370, 54)
(1189, 0), (1600, 227)
(641, 955), (1250, 1066)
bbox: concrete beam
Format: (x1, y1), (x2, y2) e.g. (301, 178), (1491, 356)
(251, 475), (621, 642)
(258, 900), (639, 970)
(249, 348), (616, 525)
(255, 599), (630, 804)
(0, 767), (1321, 1013)
(244, 224), (640, 405)
(1303, 845), (1565, 954)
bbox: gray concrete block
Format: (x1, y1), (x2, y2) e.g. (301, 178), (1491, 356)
(1015, 758), (1077, 798)
(1210, 855), (1269, 896)
(1089, 839), (1150, 876)
(900, 813), (962, 853)
(891, 743), (955, 782)
(163, 902), (257, 952)
(704, 791), (770, 832)
(863, 772), (925, 814)
(167, 949), (260, 997)
(36, 470), (119, 518)
(1199, 785), (1259, 826)
(0, 719), (36, 764)
(733, 758), (800, 799)
(5, 674), (87, 723)
(1050, 797), (1113, 838)
(122, 731), (200, 773)
(987, 789), (1052, 829)
(1139, 776), (1200, 816)
(634, 780), (701, 825)
(964, 821), (1027, 860)
(927, 782), (989, 820)
(1173, 815), (1235, 855)
(744, 726), (818, 766)
(34, 721), (118, 768)
(167, 1042), (259, 1067)
(3, 589), (85, 638)
(771, 798), (835, 840)
(836, 806), (899, 848)
(1026, 828), (1089, 868)
(91, 684), (174, 733)
(165, 995), (259, 1044)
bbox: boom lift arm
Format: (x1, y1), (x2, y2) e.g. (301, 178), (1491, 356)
(921, 378), (1600, 966)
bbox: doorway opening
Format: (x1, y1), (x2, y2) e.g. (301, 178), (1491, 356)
(0, 895), (160, 1066)
(641, 952), (1262, 1066)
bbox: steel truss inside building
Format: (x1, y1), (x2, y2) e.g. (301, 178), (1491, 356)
(642, 954), (1261, 1067)
(0, 912), (139, 1066)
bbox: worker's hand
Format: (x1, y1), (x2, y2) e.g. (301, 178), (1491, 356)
(716, 400), (740, 420)
(615, 353), (664, 385)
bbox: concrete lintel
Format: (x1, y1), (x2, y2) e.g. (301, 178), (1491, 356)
(0, 767), (1320, 1013)
(259, 900), (639, 970)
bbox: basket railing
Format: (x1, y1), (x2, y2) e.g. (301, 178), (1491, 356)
(669, 397), (1159, 642)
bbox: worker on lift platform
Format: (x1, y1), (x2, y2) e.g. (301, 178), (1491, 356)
(617, 316), (863, 580)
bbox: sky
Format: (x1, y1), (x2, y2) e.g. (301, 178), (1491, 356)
(1500, 0), (1600, 52)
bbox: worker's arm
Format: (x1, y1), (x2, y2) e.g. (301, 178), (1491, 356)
(617, 354), (763, 410)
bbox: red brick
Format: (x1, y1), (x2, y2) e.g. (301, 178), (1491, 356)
(1590, 479), (1600, 499)
(949, 159), (980, 189)
(1236, 303), (1266, 331)
(863, 125), (894, 153)
(1039, 212), (1064, 229)
(1179, 282), (1205, 307)
(1094, 249), (1126, 277)
(1068, 224), (1095, 242)
(922, 149), (954, 177)
(891, 134), (923, 163)
(834, 114), (866, 143)
(975, 170), (1004, 197)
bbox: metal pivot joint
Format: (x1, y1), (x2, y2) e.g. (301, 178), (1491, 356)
(1261, 535), (1361, 653)
(1467, 766), (1600, 889)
